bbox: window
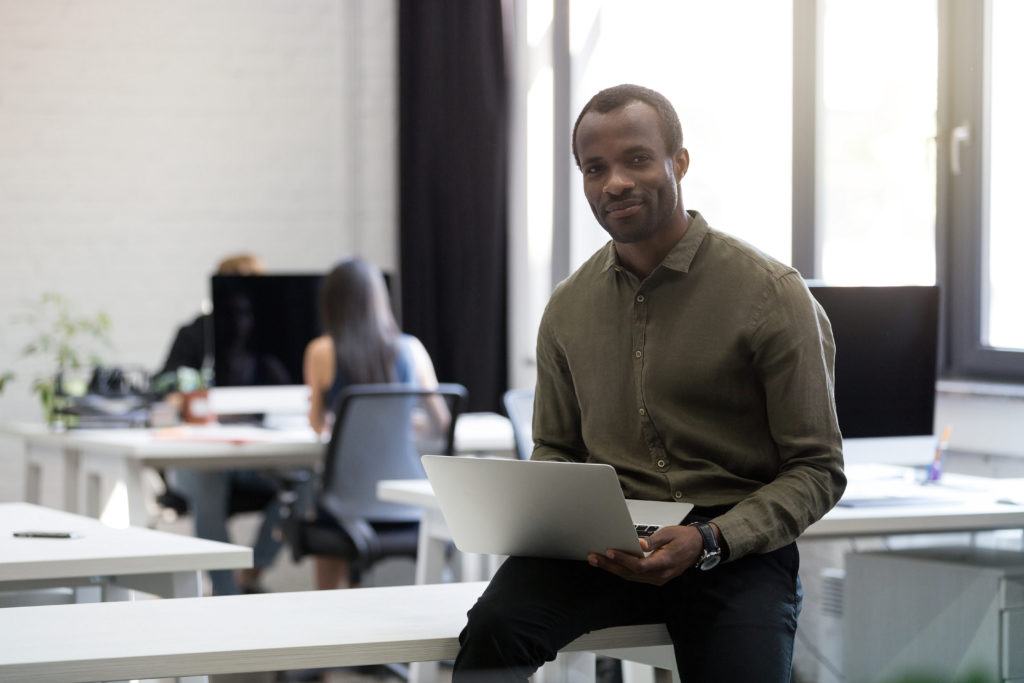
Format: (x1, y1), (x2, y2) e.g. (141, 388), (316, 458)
(508, 0), (1024, 388)
(568, 0), (793, 270)
(984, 0), (1024, 351)
(944, 0), (1024, 380)
(818, 0), (937, 286)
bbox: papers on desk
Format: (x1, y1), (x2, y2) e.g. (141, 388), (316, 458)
(838, 496), (965, 508)
(153, 425), (319, 445)
(838, 463), (1019, 509)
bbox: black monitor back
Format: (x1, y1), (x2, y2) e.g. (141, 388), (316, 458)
(211, 274), (323, 387)
(808, 285), (940, 439)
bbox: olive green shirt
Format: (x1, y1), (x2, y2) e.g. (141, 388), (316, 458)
(532, 211), (846, 560)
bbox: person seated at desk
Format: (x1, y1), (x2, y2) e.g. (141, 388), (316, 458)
(303, 257), (443, 589)
(160, 252), (286, 595)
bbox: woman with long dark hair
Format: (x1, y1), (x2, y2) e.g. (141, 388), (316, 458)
(302, 257), (442, 588)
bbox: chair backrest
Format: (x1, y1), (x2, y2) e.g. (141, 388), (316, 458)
(321, 382), (467, 522)
(503, 387), (535, 460)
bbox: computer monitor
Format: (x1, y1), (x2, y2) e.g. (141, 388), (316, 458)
(211, 274), (324, 389)
(808, 284), (940, 464)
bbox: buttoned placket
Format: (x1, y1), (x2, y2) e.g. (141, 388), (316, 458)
(631, 286), (672, 487)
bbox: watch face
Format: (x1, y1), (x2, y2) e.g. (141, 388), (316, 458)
(700, 552), (721, 571)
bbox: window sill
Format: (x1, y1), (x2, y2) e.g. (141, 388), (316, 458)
(937, 379), (1024, 400)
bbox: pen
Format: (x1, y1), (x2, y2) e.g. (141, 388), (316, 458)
(13, 530), (82, 539)
(926, 425), (952, 482)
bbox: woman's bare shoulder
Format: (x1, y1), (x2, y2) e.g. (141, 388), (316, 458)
(304, 335), (335, 384)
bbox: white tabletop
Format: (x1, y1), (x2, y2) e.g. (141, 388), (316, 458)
(804, 463), (1024, 537)
(2, 411), (514, 465)
(0, 581), (669, 682)
(0, 422), (325, 469)
(379, 464), (1024, 540)
(452, 412), (515, 454)
(3, 413), (516, 527)
(0, 502), (250, 585)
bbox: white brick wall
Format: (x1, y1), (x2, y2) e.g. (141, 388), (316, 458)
(0, 0), (397, 500)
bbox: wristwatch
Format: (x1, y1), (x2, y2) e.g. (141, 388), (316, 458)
(688, 522), (722, 571)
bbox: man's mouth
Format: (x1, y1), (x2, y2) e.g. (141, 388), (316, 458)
(605, 199), (643, 219)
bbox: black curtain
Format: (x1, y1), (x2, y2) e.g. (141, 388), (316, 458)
(398, 0), (508, 413)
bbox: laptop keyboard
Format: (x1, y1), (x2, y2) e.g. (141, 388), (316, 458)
(634, 524), (660, 538)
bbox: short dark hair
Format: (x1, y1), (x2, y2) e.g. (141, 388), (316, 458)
(571, 84), (684, 168)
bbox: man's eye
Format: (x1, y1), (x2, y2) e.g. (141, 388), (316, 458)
(585, 165), (603, 175)
(632, 155), (650, 164)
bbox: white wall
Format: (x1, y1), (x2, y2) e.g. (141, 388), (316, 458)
(0, 0), (397, 497)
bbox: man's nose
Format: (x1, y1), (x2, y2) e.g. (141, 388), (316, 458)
(604, 166), (634, 195)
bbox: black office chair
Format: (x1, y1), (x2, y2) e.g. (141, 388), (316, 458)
(281, 382), (467, 585)
(156, 473), (280, 520)
(503, 387), (535, 460)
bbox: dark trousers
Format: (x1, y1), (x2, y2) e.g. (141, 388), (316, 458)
(453, 543), (802, 683)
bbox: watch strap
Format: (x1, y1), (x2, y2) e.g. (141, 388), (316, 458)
(688, 521), (722, 570)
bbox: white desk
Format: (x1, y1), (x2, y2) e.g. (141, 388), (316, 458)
(378, 464), (1024, 591)
(805, 463), (1024, 537)
(0, 581), (672, 683)
(2, 412), (514, 527)
(0, 502), (251, 601)
(3, 423), (323, 526)
(379, 465), (1024, 576)
(379, 465), (1024, 683)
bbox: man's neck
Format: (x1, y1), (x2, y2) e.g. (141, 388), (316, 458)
(614, 210), (691, 281)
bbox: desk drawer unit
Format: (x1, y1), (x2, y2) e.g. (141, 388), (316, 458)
(1004, 576), (1024, 680)
(845, 546), (1024, 683)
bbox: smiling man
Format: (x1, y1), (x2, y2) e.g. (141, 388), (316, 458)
(452, 84), (846, 682)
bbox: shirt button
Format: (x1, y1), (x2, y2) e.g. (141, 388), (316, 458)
(657, 459), (666, 468)
(674, 490), (683, 500)
(639, 408), (646, 416)
(636, 295), (645, 303)
(635, 350), (642, 358)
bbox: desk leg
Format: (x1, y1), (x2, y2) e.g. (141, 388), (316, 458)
(23, 440), (42, 505)
(414, 509), (452, 585)
(23, 443), (79, 512)
(120, 570), (203, 599)
(64, 447), (81, 513)
(536, 651), (596, 683)
(409, 509), (456, 683)
(74, 585), (102, 603)
(79, 452), (149, 527)
(101, 583), (134, 602)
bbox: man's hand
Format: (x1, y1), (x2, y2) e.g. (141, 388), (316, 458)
(586, 524), (705, 585)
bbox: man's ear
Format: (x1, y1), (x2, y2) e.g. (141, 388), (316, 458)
(674, 148), (690, 182)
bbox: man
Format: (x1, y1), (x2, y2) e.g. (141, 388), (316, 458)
(453, 84), (846, 681)
(160, 253), (284, 595)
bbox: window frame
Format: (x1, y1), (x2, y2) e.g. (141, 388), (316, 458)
(513, 0), (1024, 389)
(939, 0), (1024, 382)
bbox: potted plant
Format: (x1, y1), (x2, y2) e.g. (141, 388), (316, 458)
(3, 292), (114, 426)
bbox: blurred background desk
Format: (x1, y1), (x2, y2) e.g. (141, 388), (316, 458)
(378, 463), (1024, 586)
(378, 465), (1024, 683)
(1, 412), (514, 528)
(0, 502), (250, 603)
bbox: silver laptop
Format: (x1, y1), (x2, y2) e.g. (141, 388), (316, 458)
(421, 455), (694, 561)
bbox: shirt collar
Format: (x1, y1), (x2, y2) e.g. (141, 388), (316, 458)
(599, 210), (710, 275)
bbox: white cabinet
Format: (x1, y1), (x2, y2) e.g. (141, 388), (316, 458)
(844, 546), (1024, 683)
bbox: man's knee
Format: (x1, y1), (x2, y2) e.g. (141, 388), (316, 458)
(457, 598), (556, 677)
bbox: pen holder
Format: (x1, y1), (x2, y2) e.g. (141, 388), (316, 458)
(183, 389), (217, 424)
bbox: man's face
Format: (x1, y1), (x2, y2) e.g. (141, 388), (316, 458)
(575, 101), (687, 245)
